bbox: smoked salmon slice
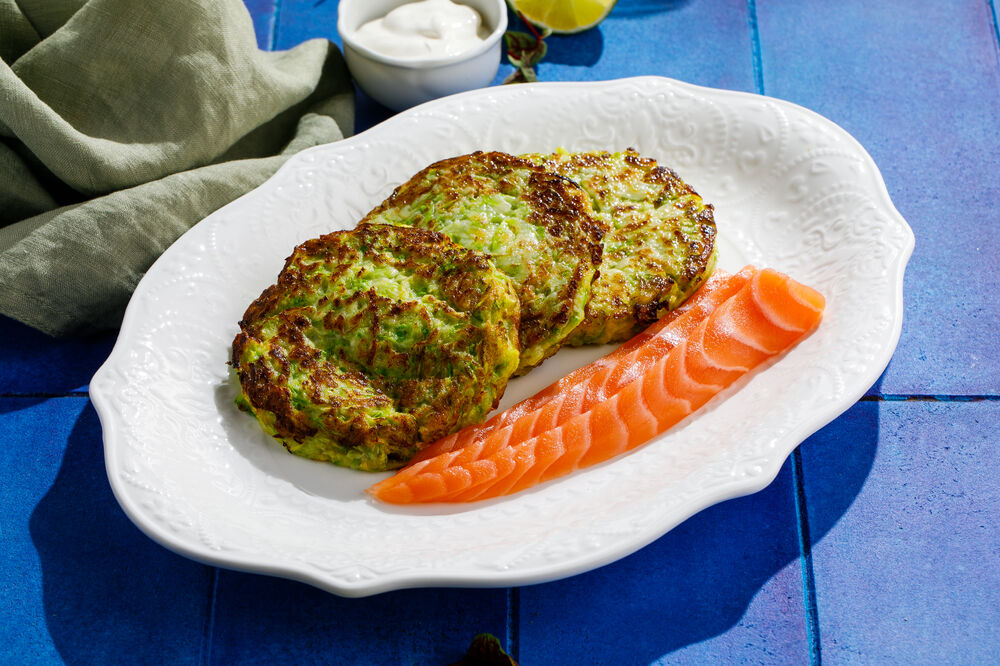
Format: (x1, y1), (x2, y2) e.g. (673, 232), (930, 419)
(368, 267), (825, 504)
(407, 268), (755, 466)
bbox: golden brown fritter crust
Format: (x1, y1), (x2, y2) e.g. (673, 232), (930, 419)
(232, 223), (521, 471)
(362, 151), (606, 373)
(523, 149), (717, 345)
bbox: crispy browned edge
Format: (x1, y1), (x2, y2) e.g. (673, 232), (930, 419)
(535, 148), (717, 335)
(230, 223), (512, 449)
(361, 151), (606, 363)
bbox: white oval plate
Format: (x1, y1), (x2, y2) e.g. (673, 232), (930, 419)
(92, 77), (913, 597)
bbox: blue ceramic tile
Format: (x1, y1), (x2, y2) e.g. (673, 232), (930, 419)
(506, 0), (756, 93)
(272, 0), (757, 131)
(208, 571), (510, 664)
(800, 401), (1000, 662)
(272, 0), (340, 50)
(243, 0), (277, 50)
(756, 1), (1000, 396)
(0, 315), (115, 395)
(0, 399), (213, 665)
(650, 562), (808, 665)
(270, 0), (397, 133)
(518, 460), (811, 664)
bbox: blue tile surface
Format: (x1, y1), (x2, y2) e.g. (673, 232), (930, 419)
(276, 0), (757, 131)
(800, 401), (1000, 663)
(272, 0), (339, 47)
(0, 315), (115, 394)
(756, 1), (1000, 396)
(209, 571), (510, 664)
(2, 1), (998, 663)
(506, 0), (756, 93)
(272, 0), (396, 133)
(518, 461), (812, 664)
(242, 0), (277, 50)
(0, 399), (213, 665)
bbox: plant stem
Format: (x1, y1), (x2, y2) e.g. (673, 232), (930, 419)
(518, 11), (543, 42)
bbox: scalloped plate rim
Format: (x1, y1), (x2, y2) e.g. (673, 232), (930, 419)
(92, 76), (914, 597)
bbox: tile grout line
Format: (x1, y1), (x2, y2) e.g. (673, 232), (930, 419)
(792, 448), (822, 666)
(745, 3), (822, 661)
(268, 0), (283, 51)
(746, 0), (765, 97)
(858, 394), (1000, 402)
(201, 567), (221, 666)
(506, 587), (520, 661)
(988, 0), (1000, 64)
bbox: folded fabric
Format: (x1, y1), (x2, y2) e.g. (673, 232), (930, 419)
(0, 0), (354, 336)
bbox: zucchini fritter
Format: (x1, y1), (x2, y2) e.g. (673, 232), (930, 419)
(523, 149), (717, 345)
(231, 223), (521, 471)
(361, 151), (606, 374)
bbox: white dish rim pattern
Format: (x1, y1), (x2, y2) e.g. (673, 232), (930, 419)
(92, 76), (914, 597)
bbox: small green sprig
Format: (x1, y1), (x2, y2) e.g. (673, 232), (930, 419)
(503, 13), (551, 84)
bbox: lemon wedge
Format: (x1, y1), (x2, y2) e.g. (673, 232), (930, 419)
(509, 0), (617, 34)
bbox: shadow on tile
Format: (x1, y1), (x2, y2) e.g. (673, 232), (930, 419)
(28, 402), (506, 663)
(0, 315), (115, 404)
(502, 9), (605, 68)
(30, 404), (213, 665)
(26, 394), (880, 663)
(516, 400), (879, 662)
(208, 571), (509, 664)
(543, 27), (604, 67)
(353, 86), (396, 134)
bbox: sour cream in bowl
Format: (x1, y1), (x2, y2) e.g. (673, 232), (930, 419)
(337, 0), (507, 111)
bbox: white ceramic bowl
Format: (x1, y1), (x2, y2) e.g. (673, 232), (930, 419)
(337, 0), (507, 111)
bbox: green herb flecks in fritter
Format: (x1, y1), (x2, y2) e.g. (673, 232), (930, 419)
(361, 151), (606, 374)
(523, 149), (717, 345)
(231, 223), (521, 472)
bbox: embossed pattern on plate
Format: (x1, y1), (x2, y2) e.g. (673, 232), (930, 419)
(92, 77), (913, 597)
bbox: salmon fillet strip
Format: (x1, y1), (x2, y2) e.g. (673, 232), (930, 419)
(369, 267), (824, 504)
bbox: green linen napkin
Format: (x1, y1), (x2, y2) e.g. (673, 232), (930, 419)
(0, 0), (354, 336)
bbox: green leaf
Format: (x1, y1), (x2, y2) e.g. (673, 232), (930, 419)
(504, 30), (537, 55)
(504, 30), (547, 67)
(503, 29), (547, 85)
(449, 633), (519, 666)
